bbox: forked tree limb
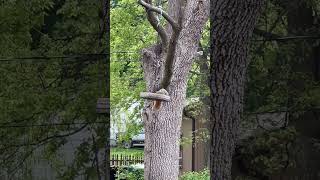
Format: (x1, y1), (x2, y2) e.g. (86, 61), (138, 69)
(160, 30), (180, 89)
(160, 0), (184, 89)
(142, 0), (168, 51)
(147, 13), (168, 49)
(138, 0), (179, 31)
(139, 0), (185, 91)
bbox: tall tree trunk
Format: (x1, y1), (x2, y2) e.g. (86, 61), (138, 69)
(209, 1), (264, 179)
(140, 0), (209, 179)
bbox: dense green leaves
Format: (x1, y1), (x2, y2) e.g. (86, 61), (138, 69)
(180, 169), (210, 180)
(239, 128), (298, 177)
(0, 0), (108, 179)
(1, 0), (320, 178)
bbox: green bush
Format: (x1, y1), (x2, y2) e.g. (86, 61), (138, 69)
(180, 169), (210, 180)
(116, 166), (144, 180)
(239, 127), (298, 177)
(116, 167), (210, 180)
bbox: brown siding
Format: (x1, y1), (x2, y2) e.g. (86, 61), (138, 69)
(180, 117), (209, 174)
(195, 119), (208, 171)
(181, 118), (192, 173)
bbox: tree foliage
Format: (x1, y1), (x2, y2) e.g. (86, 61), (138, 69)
(0, 0), (108, 179)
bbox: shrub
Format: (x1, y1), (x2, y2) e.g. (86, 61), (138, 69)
(180, 169), (210, 180)
(115, 165), (144, 180)
(239, 127), (298, 177)
(116, 167), (210, 180)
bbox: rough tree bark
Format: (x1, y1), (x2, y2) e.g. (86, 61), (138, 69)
(209, 1), (264, 179)
(138, 0), (209, 179)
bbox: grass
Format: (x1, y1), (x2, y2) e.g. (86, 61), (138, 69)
(111, 147), (144, 157)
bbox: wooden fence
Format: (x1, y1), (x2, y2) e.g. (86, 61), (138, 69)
(110, 154), (144, 167)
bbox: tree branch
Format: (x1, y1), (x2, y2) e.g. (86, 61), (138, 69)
(92, 135), (102, 180)
(0, 111), (42, 125)
(138, 0), (168, 51)
(145, 7), (168, 51)
(253, 9), (287, 53)
(160, 0), (185, 89)
(7, 141), (45, 178)
(138, 0), (179, 31)
(2, 124), (87, 178)
(160, 29), (181, 89)
(140, 0), (186, 90)
(0, 124), (88, 152)
(253, 28), (281, 39)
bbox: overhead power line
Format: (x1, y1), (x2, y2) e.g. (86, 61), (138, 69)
(2, 34), (320, 62)
(0, 54), (108, 62)
(0, 121), (108, 128)
(253, 35), (320, 42)
(0, 51), (142, 62)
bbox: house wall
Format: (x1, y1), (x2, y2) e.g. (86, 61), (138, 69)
(29, 129), (90, 180)
(180, 117), (209, 174)
(194, 119), (209, 171)
(181, 118), (193, 173)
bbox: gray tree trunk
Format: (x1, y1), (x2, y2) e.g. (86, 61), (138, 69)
(140, 1), (209, 179)
(209, 1), (264, 179)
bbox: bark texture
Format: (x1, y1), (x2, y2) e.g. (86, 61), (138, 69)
(209, 1), (264, 179)
(140, 0), (209, 179)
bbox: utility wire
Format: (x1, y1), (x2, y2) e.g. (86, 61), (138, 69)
(7, 34), (320, 62)
(0, 54), (108, 62)
(0, 52), (141, 62)
(0, 57), (138, 63)
(3, 34), (320, 62)
(0, 121), (108, 128)
(253, 35), (320, 42)
(1, 106), (318, 129)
